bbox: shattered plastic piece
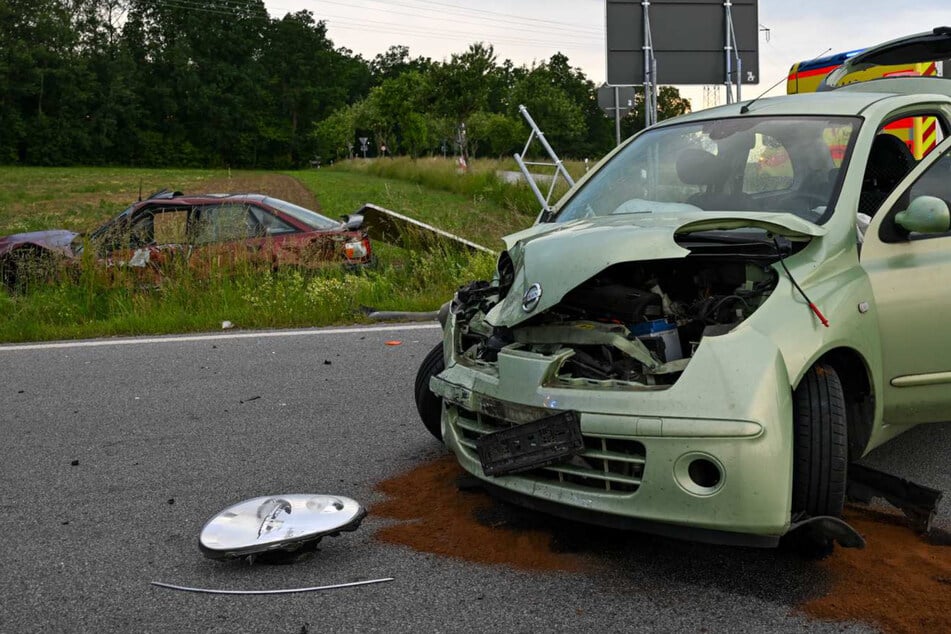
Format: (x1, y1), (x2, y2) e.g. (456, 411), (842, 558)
(129, 248), (151, 268)
(150, 578), (393, 595)
(198, 494), (366, 562)
(221, 320), (234, 330)
(385, 340), (403, 346)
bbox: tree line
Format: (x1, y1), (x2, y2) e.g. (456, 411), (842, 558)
(0, 0), (691, 168)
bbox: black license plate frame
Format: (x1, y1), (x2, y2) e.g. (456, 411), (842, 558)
(475, 410), (583, 477)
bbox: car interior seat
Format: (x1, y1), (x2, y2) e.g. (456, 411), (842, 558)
(858, 133), (916, 217)
(676, 148), (755, 211)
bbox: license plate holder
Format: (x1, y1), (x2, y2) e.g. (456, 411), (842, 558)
(475, 410), (583, 477)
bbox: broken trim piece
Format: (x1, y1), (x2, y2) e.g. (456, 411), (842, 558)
(787, 515), (866, 549)
(352, 204), (495, 254)
(150, 578), (394, 595)
(847, 463), (944, 533)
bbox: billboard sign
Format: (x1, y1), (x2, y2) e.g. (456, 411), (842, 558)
(606, 0), (759, 86)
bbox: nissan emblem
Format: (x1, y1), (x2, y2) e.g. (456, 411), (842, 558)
(521, 283), (543, 312)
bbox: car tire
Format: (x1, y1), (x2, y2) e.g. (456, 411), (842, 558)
(414, 342), (445, 442)
(792, 363), (848, 518)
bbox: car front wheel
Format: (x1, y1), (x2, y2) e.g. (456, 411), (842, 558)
(414, 342), (445, 442)
(792, 363), (848, 518)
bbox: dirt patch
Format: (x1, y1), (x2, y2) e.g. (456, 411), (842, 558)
(190, 173), (321, 212)
(374, 456), (950, 632)
(372, 455), (584, 572)
(801, 507), (951, 633)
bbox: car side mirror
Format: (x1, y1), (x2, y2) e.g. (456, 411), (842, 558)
(342, 214), (364, 231)
(895, 196), (951, 234)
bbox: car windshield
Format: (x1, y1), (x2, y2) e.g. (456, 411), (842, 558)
(554, 115), (860, 225)
(263, 197), (341, 230)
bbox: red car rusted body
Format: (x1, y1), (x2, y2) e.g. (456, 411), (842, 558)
(0, 191), (372, 286)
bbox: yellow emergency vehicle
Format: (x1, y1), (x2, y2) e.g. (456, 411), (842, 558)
(788, 51), (941, 159)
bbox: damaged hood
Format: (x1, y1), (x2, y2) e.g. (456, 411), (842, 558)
(0, 230), (78, 257)
(487, 211), (824, 328)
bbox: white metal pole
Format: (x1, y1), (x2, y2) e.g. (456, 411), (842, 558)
(614, 86), (622, 146)
(724, 0), (733, 104)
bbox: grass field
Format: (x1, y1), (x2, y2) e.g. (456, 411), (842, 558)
(0, 161), (540, 342)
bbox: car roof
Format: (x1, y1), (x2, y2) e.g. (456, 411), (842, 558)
(143, 193), (269, 204)
(655, 81), (951, 127)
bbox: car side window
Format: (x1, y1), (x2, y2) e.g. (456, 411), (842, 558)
(879, 146), (951, 242)
(192, 204), (256, 244)
(128, 213), (154, 247)
(152, 210), (189, 245)
(249, 206), (297, 236)
(860, 113), (948, 221)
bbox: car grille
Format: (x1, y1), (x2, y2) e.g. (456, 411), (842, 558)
(451, 406), (645, 494)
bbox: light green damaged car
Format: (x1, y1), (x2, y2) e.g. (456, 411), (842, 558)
(415, 29), (951, 549)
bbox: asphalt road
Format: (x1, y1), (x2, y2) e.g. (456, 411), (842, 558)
(1, 324), (948, 633)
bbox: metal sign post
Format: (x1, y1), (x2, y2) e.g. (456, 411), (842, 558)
(597, 85), (635, 146)
(723, 0), (744, 103)
(642, 0), (657, 127)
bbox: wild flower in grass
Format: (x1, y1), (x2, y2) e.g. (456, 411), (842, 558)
(304, 275), (354, 313)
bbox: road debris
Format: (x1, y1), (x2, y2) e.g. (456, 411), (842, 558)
(149, 578), (393, 595)
(365, 310), (439, 322)
(350, 203), (493, 254)
(221, 321), (235, 330)
(199, 494), (366, 563)
(384, 340), (402, 346)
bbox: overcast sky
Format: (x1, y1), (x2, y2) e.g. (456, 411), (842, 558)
(263, 0), (949, 106)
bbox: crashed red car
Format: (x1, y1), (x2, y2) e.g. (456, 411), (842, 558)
(0, 190), (372, 287)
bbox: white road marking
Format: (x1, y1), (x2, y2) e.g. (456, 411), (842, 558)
(0, 323), (441, 352)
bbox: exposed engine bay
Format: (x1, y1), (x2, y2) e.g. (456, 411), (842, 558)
(451, 249), (780, 388)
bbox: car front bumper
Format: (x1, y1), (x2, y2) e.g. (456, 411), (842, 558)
(430, 319), (796, 546)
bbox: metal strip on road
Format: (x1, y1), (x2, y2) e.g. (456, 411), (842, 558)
(0, 323), (442, 352)
(150, 577), (395, 595)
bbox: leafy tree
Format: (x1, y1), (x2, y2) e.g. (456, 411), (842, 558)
(358, 70), (434, 156)
(466, 112), (522, 159)
(1, 6), (685, 168)
(622, 86), (692, 139)
(428, 42), (507, 161)
(510, 71), (585, 155)
(370, 45), (432, 84)
(312, 103), (359, 161)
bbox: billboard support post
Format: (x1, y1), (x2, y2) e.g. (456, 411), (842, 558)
(642, 0), (657, 127)
(615, 87), (622, 145)
(724, 0), (733, 103)
(723, 0), (745, 103)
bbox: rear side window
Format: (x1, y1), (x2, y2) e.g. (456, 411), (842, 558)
(193, 204), (253, 243)
(249, 206), (297, 236)
(153, 210), (188, 244)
